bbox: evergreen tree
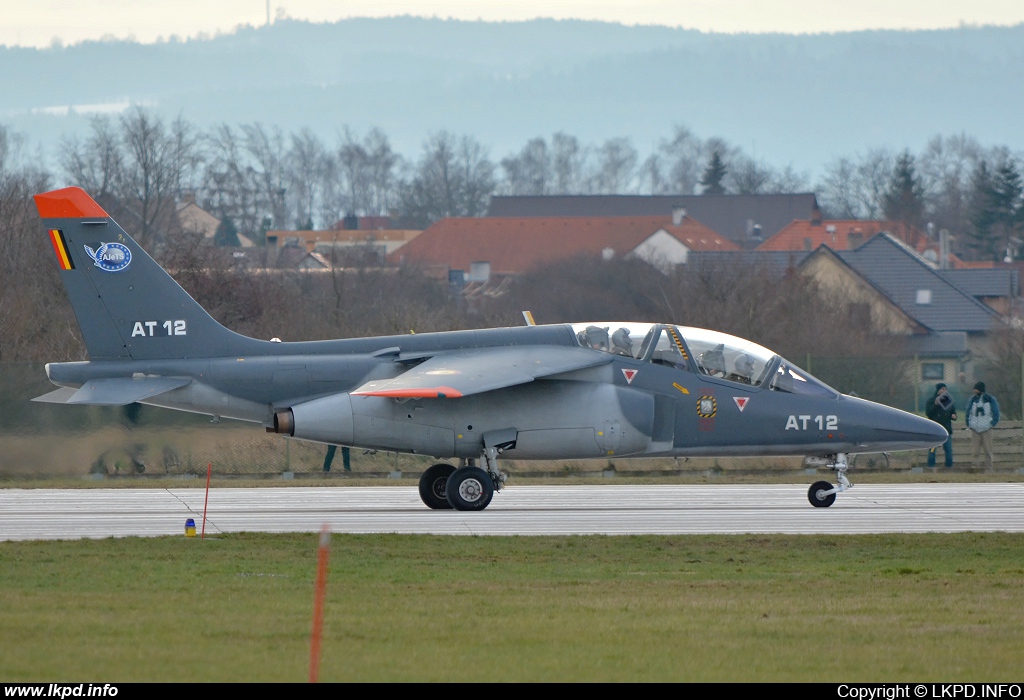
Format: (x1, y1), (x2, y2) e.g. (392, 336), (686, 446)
(968, 159), (1024, 261)
(214, 216), (241, 247)
(882, 150), (925, 233)
(700, 149), (727, 195)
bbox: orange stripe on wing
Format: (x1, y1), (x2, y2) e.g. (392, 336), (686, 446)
(351, 386), (464, 398)
(49, 229), (75, 270)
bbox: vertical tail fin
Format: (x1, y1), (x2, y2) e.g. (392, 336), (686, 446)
(34, 187), (266, 360)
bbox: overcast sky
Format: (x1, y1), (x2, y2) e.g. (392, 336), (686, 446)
(4, 1), (1024, 48)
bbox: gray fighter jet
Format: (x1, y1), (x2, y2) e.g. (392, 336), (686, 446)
(33, 187), (947, 510)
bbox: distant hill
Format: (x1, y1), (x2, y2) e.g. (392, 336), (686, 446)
(2, 17), (1023, 172)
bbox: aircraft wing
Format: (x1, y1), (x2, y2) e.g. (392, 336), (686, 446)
(32, 377), (191, 406)
(351, 346), (610, 398)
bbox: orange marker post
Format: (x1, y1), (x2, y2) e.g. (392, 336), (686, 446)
(310, 524), (331, 683)
(201, 462), (212, 539)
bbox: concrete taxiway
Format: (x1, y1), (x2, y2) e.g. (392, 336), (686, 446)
(2, 483), (1024, 541)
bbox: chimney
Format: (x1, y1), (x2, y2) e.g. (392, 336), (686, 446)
(672, 208), (686, 226)
(810, 205), (823, 226)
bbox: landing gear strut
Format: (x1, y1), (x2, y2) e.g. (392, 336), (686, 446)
(803, 453), (852, 508)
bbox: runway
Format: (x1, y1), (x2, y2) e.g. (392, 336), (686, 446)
(2, 483), (1024, 541)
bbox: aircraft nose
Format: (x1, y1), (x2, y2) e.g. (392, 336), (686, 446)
(878, 405), (949, 445)
(845, 397), (950, 451)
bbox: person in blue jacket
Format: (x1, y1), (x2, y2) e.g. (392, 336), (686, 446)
(966, 382), (1000, 470)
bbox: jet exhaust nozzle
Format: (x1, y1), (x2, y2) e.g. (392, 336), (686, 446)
(270, 409), (295, 436)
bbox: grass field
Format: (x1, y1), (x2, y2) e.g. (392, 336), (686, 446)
(2, 532), (1023, 682)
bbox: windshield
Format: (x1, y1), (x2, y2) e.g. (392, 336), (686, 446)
(769, 360), (838, 398)
(678, 326), (774, 385)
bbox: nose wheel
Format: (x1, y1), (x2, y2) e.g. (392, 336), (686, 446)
(803, 453), (852, 508)
(808, 480), (837, 508)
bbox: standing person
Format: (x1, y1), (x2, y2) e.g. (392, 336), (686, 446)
(925, 382), (956, 467)
(966, 382), (1000, 470)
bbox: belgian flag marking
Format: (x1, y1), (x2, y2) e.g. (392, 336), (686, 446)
(49, 229), (75, 270)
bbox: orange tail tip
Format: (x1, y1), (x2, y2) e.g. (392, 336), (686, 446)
(34, 187), (109, 219)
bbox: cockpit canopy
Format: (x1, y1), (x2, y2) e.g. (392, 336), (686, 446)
(571, 322), (836, 397)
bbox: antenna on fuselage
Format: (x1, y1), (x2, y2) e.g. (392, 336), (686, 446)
(522, 311), (536, 326)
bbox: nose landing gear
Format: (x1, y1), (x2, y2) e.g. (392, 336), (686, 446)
(804, 453), (852, 508)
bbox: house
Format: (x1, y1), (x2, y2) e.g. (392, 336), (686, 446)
(268, 229), (423, 261)
(800, 233), (1006, 387)
(388, 214), (738, 283)
(176, 194), (221, 239)
(485, 193), (821, 249)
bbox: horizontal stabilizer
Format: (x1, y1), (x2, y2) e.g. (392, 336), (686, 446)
(31, 387), (80, 404)
(33, 377), (191, 406)
(352, 346), (610, 399)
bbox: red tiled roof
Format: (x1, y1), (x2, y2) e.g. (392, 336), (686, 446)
(758, 220), (904, 251)
(759, 219), (976, 268)
(388, 216), (737, 274)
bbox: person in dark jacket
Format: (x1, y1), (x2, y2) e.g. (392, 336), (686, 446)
(925, 382), (957, 467)
(966, 382), (1000, 470)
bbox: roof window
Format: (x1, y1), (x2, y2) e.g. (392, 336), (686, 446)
(916, 289), (932, 305)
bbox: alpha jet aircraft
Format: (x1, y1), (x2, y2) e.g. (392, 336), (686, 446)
(32, 187), (947, 510)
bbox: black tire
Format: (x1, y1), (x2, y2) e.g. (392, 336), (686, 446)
(808, 480), (837, 508)
(446, 467), (494, 511)
(419, 463), (456, 510)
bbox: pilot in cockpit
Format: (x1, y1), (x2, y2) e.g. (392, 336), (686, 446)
(577, 325), (611, 352)
(728, 353), (755, 384)
(611, 327), (633, 357)
(700, 343), (727, 377)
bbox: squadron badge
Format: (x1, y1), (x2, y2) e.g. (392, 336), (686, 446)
(84, 242), (132, 272)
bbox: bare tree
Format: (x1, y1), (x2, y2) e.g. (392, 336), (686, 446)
(855, 148), (896, 219)
(59, 115), (124, 198)
(287, 128), (330, 229)
(241, 122), (289, 230)
(551, 132), (587, 194)
(727, 155), (772, 195)
(119, 106), (174, 247)
(918, 133), (984, 245)
(638, 153), (665, 195)
(590, 137), (637, 194)
(164, 116), (204, 198)
(363, 128), (400, 216)
(499, 136), (551, 195)
(336, 126), (369, 217)
(204, 124), (263, 240)
(399, 131), (495, 227)
(655, 125), (704, 195)
(816, 157), (861, 218)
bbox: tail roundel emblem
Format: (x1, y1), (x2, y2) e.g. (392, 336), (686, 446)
(84, 242), (132, 272)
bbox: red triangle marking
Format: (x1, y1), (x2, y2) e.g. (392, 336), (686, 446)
(621, 368), (638, 384)
(733, 397), (749, 412)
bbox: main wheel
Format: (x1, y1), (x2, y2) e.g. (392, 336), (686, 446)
(808, 480), (837, 508)
(446, 467), (494, 511)
(419, 463), (456, 509)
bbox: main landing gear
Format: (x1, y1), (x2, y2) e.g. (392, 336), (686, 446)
(803, 453), (852, 508)
(418, 447), (508, 511)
